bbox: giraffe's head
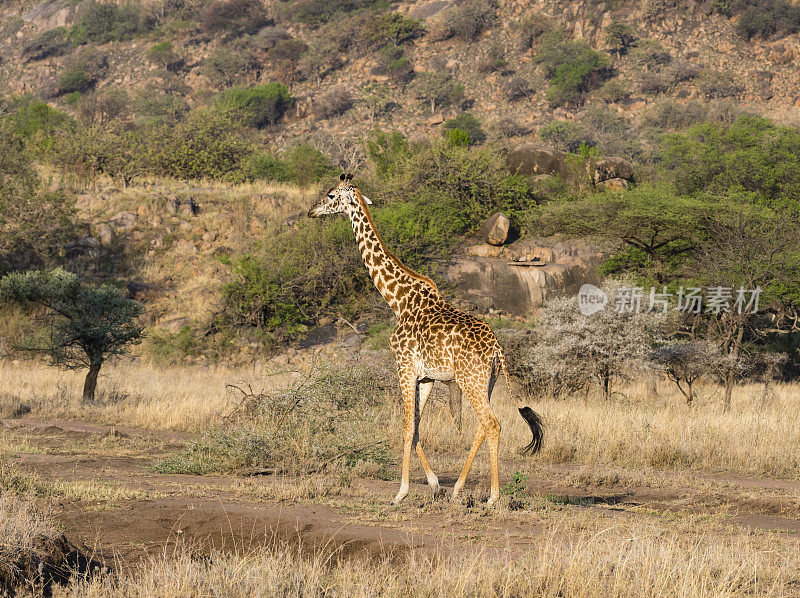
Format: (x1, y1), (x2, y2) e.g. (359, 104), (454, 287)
(308, 173), (372, 218)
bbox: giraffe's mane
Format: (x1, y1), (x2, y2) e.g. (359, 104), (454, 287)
(353, 189), (440, 295)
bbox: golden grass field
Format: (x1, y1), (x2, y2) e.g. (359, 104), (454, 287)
(2, 357), (800, 596)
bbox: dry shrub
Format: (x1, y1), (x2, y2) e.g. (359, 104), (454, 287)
(697, 69), (745, 99)
(639, 71), (671, 95)
(312, 86), (354, 119)
(200, 0), (269, 37)
(504, 76), (534, 101)
(428, 0), (496, 41)
(153, 359), (397, 477)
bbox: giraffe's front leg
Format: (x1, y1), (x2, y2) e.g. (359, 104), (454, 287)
(415, 380), (441, 496)
(391, 371), (416, 506)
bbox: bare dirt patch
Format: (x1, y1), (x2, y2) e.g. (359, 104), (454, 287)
(3, 416), (800, 577)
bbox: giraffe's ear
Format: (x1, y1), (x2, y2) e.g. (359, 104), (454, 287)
(339, 173), (347, 181)
(361, 195), (373, 205)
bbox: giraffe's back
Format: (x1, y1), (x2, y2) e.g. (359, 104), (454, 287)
(391, 299), (499, 382)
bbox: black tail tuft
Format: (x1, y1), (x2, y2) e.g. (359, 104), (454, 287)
(518, 407), (544, 455)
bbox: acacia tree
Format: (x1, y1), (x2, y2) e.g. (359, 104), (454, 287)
(0, 125), (79, 273)
(507, 280), (664, 401)
(0, 269), (144, 402)
(649, 340), (725, 406)
(691, 209), (800, 410)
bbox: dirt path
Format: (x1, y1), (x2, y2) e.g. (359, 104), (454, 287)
(3, 417), (800, 571)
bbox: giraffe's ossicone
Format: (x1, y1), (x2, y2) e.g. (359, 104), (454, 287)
(308, 173), (543, 506)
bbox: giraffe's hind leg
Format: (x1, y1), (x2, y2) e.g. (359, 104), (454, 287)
(415, 380), (442, 496)
(452, 376), (501, 505)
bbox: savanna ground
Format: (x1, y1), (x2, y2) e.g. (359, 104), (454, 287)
(1, 355), (800, 596)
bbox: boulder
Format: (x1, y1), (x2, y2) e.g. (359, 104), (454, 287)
(108, 211), (137, 231)
(508, 146), (570, 179)
(508, 145), (634, 189)
(481, 212), (510, 246)
(157, 314), (191, 332)
(593, 157), (634, 183)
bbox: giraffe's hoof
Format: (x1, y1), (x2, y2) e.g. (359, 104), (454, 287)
(433, 486), (447, 500)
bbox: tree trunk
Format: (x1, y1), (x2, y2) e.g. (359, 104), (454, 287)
(601, 370), (611, 400)
(448, 382), (462, 431)
(723, 324), (745, 412)
(83, 361), (102, 402)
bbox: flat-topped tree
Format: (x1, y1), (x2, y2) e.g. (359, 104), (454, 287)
(0, 268), (144, 402)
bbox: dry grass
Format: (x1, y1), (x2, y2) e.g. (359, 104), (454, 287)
(56, 519), (800, 597)
(2, 359), (800, 480)
(0, 494), (58, 559)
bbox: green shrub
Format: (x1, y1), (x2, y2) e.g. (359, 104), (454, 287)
(660, 115), (800, 211)
(146, 42), (178, 69)
(641, 100), (706, 132)
(69, 1), (146, 45)
(219, 217), (371, 339)
(735, 0), (800, 40)
(136, 111), (251, 181)
(0, 125), (79, 273)
(133, 89), (188, 124)
(290, 0), (389, 25)
(604, 22), (636, 57)
(246, 153), (291, 182)
(362, 13), (423, 47)
(21, 27), (70, 62)
(200, 0), (270, 37)
(385, 56), (413, 80)
(443, 113), (486, 144)
(365, 129), (409, 178)
(539, 120), (589, 152)
(283, 144), (336, 186)
(201, 48), (254, 88)
(6, 96), (72, 140)
(59, 68), (93, 94)
(535, 36), (609, 106)
(147, 326), (199, 364)
(368, 136), (541, 265)
(412, 71), (465, 114)
(215, 83), (293, 127)
(65, 91), (82, 106)
(445, 128), (470, 147)
(516, 14), (555, 50)
(58, 48), (107, 95)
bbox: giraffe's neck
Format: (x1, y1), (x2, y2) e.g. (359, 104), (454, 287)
(345, 196), (438, 318)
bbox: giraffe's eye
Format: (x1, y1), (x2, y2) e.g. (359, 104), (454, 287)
(327, 194), (335, 199)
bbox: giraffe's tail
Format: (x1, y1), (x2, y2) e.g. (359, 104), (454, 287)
(497, 348), (543, 456)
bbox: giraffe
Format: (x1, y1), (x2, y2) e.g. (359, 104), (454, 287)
(308, 173), (543, 506)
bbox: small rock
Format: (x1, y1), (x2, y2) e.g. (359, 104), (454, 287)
(426, 113), (444, 125)
(467, 244), (503, 258)
(481, 212), (510, 246)
(600, 178), (629, 191)
(96, 223), (114, 246)
(339, 333), (365, 348)
(202, 231), (218, 242)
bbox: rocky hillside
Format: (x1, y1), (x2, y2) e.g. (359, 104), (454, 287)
(2, 0), (799, 151)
